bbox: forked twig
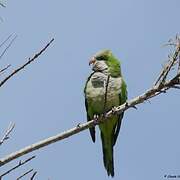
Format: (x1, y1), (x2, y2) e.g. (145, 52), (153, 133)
(154, 35), (180, 86)
(0, 156), (36, 178)
(0, 38), (54, 88)
(0, 122), (15, 146)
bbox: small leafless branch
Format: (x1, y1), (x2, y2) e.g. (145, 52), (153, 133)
(0, 36), (179, 169)
(30, 171), (37, 180)
(0, 2), (5, 8)
(0, 38), (54, 88)
(16, 169), (34, 180)
(0, 156), (35, 178)
(0, 122), (15, 146)
(0, 64), (11, 75)
(0, 34), (13, 49)
(154, 36), (180, 85)
(0, 35), (17, 60)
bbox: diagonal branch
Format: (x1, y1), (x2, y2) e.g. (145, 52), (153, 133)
(0, 36), (179, 168)
(16, 169), (34, 180)
(154, 36), (180, 86)
(0, 34), (13, 49)
(30, 171), (37, 180)
(0, 35), (17, 60)
(0, 122), (15, 146)
(0, 64), (11, 75)
(0, 2), (5, 7)
(0, 156), (35, 178)
(0, 38), (54, 88)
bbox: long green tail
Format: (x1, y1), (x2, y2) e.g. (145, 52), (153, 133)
(101, 132), (114, 177)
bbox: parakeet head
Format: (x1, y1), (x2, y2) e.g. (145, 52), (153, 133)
(89, 50), (122, 77)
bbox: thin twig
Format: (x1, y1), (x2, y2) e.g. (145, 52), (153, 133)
(0, 35), (17, 60)
(154, 39), (180, 85)
(0, 156), (35, 178)
(154, 63), (168, 86)
(161, 46), (180, 84)
(0, 36), (179, 168)
(0, 34), (13, 49)
(0, 38), (54, 88)
(0, 2), (5, 7)
(0, 64), (11, 75)
(30, 171), (37, 180)
(16, 169), (33, 180)
(0, 122), (15, 146)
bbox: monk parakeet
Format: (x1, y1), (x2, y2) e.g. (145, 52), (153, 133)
(84, 50), (127, 177)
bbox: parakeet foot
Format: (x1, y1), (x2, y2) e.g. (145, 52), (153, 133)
(125, 101), (137, 110)
(111, 106), (117, 114)
(93, 114), (99, 125)
(125, 102), (129, 107)
(76, 123), (81, 128)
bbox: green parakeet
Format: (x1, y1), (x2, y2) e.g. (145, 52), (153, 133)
(84, 50), (127, 177)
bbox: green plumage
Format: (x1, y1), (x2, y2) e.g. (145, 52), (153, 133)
(84, 50), (127, 177)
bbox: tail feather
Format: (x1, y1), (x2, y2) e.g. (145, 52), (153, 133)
(101, 132), (114, 177)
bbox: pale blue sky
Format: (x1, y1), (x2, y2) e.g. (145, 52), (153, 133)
(0, 0), (180, 179)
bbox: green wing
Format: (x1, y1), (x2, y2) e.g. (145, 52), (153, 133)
(113, 78), (127, 146)
(84, 72), (96, 142)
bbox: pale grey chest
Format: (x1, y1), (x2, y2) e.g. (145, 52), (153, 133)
(85, 72), (122, 110)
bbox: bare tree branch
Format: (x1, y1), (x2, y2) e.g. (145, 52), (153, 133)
(0, 2), (5, 8)
(0, 122), (15, 146)
(0, 36), (179, 169)
(0, 34), (13, 49)
(16, 169), (34, 180)
(154, 35), (180, 85)
(0, 64), (11, 75)
(0, 156), (35, 178)
(30, 171), (37, 180)
(0, 35), (17, 60)
(0, 38), (54, 88)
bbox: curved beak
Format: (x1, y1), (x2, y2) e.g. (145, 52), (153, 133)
(89, 57), (96, 66)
